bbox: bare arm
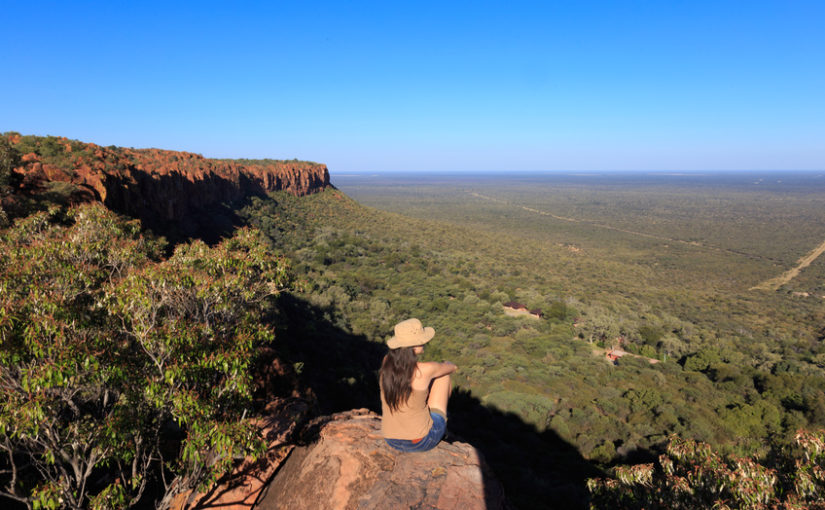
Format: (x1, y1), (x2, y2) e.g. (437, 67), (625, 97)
(417, 361), (457, 381)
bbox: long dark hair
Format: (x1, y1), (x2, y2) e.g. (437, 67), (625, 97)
(380, 347), (419, 412)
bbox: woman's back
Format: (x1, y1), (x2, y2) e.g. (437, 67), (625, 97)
(380, 378), (433, 440)
(379, 319), (456, 452)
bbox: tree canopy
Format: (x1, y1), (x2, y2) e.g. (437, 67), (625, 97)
(0, 204), (290, 509)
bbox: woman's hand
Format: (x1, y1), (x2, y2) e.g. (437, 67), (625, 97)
(442, 361), (457, 371)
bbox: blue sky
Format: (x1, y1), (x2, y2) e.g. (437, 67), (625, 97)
(2, 1), (823, 172)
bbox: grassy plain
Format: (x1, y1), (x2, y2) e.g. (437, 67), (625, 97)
(336, 171), (825, 333)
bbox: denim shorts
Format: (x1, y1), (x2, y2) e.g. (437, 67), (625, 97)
(384, 410), (447, 452)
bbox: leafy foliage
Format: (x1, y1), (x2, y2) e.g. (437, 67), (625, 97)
(0, 134), (21, 228)
(587, 430), (825, 509)
(0, 135), (19, 189)
(0, 204), (290, 509)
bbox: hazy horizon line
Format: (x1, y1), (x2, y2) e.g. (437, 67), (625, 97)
(331, 169), (825, 176)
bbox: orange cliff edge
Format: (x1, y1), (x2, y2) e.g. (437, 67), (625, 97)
(7, 134), (330, 230)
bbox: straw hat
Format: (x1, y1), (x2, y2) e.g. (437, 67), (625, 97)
(387, 318), (435, 349)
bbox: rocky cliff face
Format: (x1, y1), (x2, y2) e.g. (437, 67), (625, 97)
(6, 134), (330, 240)
(257, 409), (509, 510)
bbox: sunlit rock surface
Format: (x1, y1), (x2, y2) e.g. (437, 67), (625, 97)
(257, 409), (509, 510)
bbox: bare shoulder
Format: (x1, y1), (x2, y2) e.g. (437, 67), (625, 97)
(415, 361), (443, 377)
(411, 362), (436, 390)
(415, 361), (457, 380)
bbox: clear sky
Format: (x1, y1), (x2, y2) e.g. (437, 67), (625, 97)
(2, 1), (823, 173)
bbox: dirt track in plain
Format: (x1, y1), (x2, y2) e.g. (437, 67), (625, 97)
(750, 238), (825, 291)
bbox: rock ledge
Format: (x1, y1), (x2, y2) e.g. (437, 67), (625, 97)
(256, 409), (508, 510)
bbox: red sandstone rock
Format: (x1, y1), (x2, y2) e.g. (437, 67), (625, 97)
(8, 136), (330, 231)
(257, 409), (509, 510)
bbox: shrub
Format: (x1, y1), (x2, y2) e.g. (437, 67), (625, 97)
(587, 430), (825, 509)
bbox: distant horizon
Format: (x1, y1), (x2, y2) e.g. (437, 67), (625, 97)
(331, 169), (825, 176)
(3, 1), (824, 173)
(331, 169), (825, 192)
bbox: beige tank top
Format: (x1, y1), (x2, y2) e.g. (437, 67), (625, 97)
(380, 386), (433, 440)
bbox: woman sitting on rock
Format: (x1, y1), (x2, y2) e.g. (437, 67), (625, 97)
(380, 318), (457, 452)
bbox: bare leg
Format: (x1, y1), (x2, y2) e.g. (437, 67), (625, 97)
(427, 373), (452, 414)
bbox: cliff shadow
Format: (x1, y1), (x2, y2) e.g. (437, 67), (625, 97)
(268, 294), (605, 509)
(102, 172), (268, 248)
(448, 388), (605, 509)
(267, 293), (385, 414)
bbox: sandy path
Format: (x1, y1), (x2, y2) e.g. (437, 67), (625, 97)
(750, 238), (825, 291)
(502, 307), (541, 319)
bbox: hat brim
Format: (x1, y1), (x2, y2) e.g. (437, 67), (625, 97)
(387, 326), (435, 349)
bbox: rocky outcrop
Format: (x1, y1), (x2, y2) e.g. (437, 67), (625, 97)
(256, 409), (509, 510)
(6, 134), (330, 240)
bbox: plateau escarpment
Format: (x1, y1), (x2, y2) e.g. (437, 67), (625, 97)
(3, 133), (330, 240)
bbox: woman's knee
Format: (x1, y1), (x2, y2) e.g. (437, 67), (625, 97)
(431, 373), (452, 391)
(428, 375), (452, 409)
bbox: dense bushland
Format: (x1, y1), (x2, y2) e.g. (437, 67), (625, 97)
(241, 187), (825, 508)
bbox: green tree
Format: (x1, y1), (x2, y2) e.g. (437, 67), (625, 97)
(579, 306), (621, 345)
(682, 348), (721, 373)
(0, 204), (290, 509)
(0, 134), (20, 227)
(0, 134), (19, 188)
